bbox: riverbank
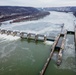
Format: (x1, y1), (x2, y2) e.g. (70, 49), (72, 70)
(73, 12), (76, 17)
(10, 11), (50, 23)
(0, 6), (50, 24)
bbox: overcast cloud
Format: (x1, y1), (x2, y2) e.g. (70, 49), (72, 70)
(0, 0), (76, 7)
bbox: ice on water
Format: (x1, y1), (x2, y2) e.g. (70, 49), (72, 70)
(0, 34), (20, 41)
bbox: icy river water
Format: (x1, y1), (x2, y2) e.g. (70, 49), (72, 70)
(0, 11), (76, 75)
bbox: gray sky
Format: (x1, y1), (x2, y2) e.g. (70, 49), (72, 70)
(0, 0), (76, 7)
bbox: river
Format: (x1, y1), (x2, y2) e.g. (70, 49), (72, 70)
(0, 11), (76, 75)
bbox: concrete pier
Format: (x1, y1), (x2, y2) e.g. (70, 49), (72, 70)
(7, 30), (12, 35)
(12, 31), (17, 36)
(40, 34), (60, 75)
(0, 29), (6, 34)
(27, 33), (31, 39)
(57, 30), (67, 66)
(40, 30), (67, 75)
(35, 34), (38, 41)
(20, 32), (25, 38)
(74, 25), (76, 50)
(0, 29), (55, 42)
